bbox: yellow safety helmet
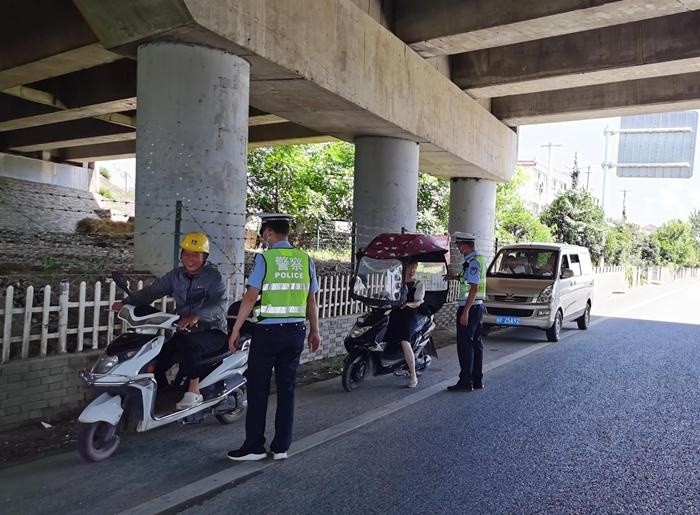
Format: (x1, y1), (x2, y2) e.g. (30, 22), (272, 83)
(180, 232), (210, 254)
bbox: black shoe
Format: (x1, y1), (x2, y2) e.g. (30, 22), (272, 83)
(473, 383), (484, 390)
(227, 447), (267, 461)
(446, 383), (473, 392)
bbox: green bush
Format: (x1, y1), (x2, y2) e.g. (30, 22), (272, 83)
(99, 167), (111, 179)
(98, 187), (115, 200)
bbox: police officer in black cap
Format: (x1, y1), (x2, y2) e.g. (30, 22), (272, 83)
(227, 214), (321, 461)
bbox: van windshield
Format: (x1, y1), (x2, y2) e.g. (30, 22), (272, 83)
(488, 249), (560, 279)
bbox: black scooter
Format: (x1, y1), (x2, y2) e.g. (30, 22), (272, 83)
(340, 232), (449, 392)
(341, 304), (438, 391)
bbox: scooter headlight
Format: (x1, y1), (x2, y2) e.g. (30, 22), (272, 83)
(350, 324), (371, 338)
(93, 354), (119, 374)
(538, 285), (554, 303)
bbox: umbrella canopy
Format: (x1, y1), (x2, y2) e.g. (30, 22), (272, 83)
(361, 233), (448, 262)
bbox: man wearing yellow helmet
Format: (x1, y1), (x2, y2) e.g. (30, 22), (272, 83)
(112, 231), (227, 409)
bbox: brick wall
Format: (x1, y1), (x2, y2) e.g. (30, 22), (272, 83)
(435, 302), (457, 330)
(0, 352), (98, 431)
(0, 308), (448, 431)
(300, 314), (357, 363)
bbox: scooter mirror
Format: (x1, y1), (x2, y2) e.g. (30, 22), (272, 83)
(111, 271), (130, 293)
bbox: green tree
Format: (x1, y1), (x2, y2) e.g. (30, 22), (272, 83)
(496, 167), (553, 245)
(540, 188), (606, 262)
(603, 221), (646, 266)
(247, 143), (355, 233)
(640, 236), (661, 266)
(416, 173), (449, 234)
(689, 209), (700, 245)
(651, 219), (697, 266)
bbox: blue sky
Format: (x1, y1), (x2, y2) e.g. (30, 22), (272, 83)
(518, 112), (700, 227)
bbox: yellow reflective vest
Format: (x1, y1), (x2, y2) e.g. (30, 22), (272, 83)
(253, 248), (311, 320)
(457, 254), (487, 302)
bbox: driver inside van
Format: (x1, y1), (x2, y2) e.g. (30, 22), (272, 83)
(499, 254), (517, 274)
(111, 232), (227, 410)
(539, 254), (558, 276)
(514, 256), (532, 274)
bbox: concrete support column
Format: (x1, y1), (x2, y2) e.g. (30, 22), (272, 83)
(135, 42), (249, 286)
(352, 136), (419, 251)
(449, 178), (497, 266)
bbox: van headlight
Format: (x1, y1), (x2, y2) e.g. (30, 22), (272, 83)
(538, 285), (554, 303)
(93, 354), (119, 374)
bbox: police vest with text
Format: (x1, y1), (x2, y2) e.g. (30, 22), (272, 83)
(254, 248), (311, 320)
(457, 255), (487, 302)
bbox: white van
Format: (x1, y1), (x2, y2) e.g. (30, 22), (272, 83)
(483, 243), (594, 342)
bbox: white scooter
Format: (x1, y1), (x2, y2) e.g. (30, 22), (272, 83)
(77, 272), (249, 462)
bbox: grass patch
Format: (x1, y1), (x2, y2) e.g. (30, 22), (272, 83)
(307, 247), (352, 263)
(98, 187), (115, 200)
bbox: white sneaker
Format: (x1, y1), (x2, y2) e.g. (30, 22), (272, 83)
(408, 376), (418, 388)
(272, 451), (288, 460)
(176, 392), (203, 409)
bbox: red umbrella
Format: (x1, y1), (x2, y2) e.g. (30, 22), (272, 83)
(362, 233), (448, 261)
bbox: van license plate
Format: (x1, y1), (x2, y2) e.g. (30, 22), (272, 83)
(496, 316), (521, 326)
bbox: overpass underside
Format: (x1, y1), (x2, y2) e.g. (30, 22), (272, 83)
(2, 0), (700, 278)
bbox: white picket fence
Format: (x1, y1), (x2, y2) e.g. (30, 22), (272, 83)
(1, 266), (696, 364)
(0, 275), (378, 363)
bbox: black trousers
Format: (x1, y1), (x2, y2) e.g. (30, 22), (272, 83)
(243, 322), (306, 453)
(155, 329), (227, 385)
(456, 304), (484, 386)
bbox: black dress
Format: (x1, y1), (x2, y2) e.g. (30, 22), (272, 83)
(384, 281), (419, 346)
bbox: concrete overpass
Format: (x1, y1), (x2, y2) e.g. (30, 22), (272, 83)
(2, 0), (700, 280)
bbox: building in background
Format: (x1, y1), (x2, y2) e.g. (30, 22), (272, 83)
(516, 159), (572, 214)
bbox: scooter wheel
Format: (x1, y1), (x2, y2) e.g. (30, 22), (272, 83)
(342, 352), (369, 392)
(215, 406), (246, 425)
(77, 421), (120, 462)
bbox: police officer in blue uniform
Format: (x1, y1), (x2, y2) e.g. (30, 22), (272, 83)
(446, 232), (487, 392)
(227, 214), (321, 461)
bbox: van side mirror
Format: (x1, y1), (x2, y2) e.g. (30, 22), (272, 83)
(560, 268), (574, 279)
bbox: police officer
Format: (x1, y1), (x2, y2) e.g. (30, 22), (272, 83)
(227, 214), (321, 461)
(112, 232), (228, 409)
(446, 232), (487, 392)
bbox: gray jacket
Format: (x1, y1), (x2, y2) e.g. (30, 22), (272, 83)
(124, 263), (227, 333)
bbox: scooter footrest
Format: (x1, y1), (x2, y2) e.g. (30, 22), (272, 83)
(181, 412), (206, 425)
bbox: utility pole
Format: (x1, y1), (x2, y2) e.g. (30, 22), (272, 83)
(620, 189), (631, 221)
(540, 142), (562, 200)
(585, 165), (592, 191)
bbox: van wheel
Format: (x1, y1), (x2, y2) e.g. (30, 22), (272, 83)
(546, 311), (562, 342)
(577, 302), (591, 330)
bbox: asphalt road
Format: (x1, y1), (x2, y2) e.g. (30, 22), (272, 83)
(2, 278), (699, 514)
(179, 280), (700, 515)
